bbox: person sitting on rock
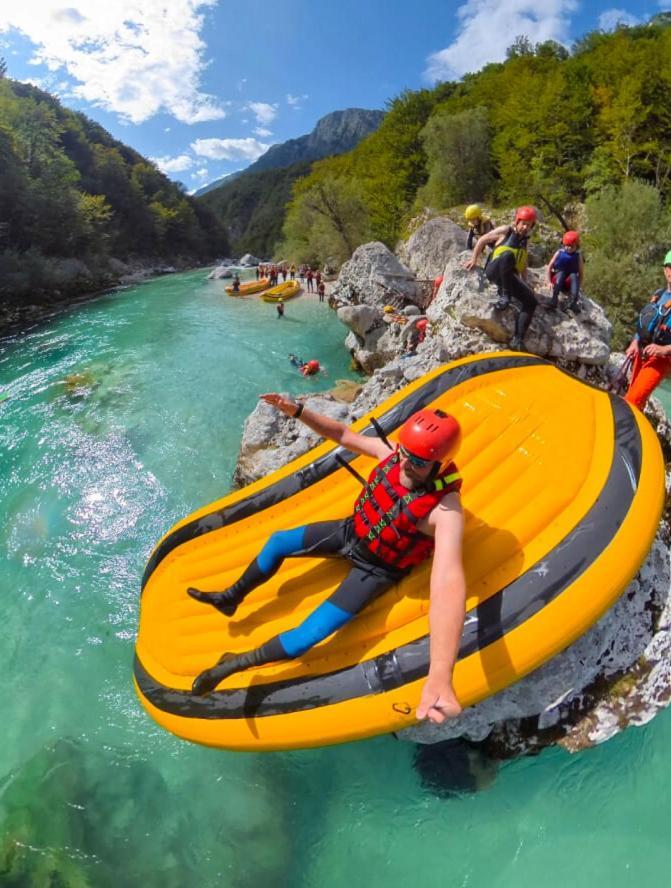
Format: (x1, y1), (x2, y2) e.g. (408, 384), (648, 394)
(464, 204), (494, 251)
(623, 250), (671, 410)
(546, 230), (584, 313)
(464, 206), (538, 352)
(403, 317), (428, 356)
(186, 394), (466, 724)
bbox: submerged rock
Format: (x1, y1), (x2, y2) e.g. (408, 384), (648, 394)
(0, 737), (292, 887)
(413, 738), (499, 797)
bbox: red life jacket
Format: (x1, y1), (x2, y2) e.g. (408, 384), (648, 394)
(352, 451), (461, 570)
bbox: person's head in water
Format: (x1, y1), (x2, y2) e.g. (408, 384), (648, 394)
(513, 205), (537, 236)
(397, 408), (461, 487)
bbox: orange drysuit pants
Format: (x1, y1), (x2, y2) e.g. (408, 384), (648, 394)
(625, 350), (671, 409)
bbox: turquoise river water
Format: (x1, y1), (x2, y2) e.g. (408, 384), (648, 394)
(1, 269), (670, 886)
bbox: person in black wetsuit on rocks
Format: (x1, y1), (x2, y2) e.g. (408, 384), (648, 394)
(464, 206), (538, 351)
(187, 393), (467, 724)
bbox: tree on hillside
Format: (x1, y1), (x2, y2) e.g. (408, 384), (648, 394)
(506, 35), (534, 59)
(584, 180), (671, 347)
(282, 174), (372, 265)
(418, 106), (493, 207)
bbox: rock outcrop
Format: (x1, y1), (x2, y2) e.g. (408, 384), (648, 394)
(238, 253), (262, 267)
(231, 214), (671, 756)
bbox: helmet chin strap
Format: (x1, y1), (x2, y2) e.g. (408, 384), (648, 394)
(426, 461), (441, 482)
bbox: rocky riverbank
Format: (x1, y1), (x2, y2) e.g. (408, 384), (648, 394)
(0, 257), (184, 337)
(233, 214), (671, 756)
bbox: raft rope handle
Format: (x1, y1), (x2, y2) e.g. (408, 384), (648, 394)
(335, 452), (367, 486)
(370, 416), (394, 451)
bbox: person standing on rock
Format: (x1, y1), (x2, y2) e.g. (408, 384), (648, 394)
(186, 395), (466, 725)
(306, 268), (314, 293)
(464, 206), (538, 352)
(318, 280), (326, 301)
(623, 251), (671, 410)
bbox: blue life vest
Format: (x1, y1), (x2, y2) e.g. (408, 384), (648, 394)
(552, 249), (580, 275)
(636, 288), (671, 346)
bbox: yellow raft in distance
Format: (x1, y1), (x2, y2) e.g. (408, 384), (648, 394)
(134, 352), (665, 751)
(261, 280), (302, 302)
(225, 278), (269, 296)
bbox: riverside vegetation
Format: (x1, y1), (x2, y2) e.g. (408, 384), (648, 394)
(0, 61), (228, 314)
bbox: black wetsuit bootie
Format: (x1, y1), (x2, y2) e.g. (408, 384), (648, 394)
(509, 336), (524, 351)
(187, 559), (268, 617)
(192, 639), (284, 695)
(493, 294), (511, 311)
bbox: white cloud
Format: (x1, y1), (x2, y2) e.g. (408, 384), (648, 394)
(598, 8), (641, 30)
(287, 92), (308, 109)
(151, 153), (193, 174)
(192, 167), (209, 179)
(254, 126), (272, 137)
(0, 1), (227, 124)
(425, 0), (577, 82)
(191, 137), (270, 161)
(247, 101), (278, 125)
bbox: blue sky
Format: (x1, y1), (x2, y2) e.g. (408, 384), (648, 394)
(1, 1), (669, 192)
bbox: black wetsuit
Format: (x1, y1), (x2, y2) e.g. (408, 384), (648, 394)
(485, 228), (537, 345)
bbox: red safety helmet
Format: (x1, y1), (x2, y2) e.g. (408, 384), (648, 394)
(562, 230), (580, 247)
(515, 206), (537, 224)
(398, 408), (461, 465)
(416, 318), (428, 330)
(307, 359), (320, 371)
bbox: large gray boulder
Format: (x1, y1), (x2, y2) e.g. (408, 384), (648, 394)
(330, 242), (418, 309)
(234, 395), (351, 487)
(207, 264), (236, 280)
(238, 253), (262, 267)
(429, 253), (613, 366)
(396, 216), (468, 280)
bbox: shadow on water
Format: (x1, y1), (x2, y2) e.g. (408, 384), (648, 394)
(413, 738), (499, 799)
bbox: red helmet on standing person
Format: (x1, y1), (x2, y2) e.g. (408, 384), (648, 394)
(398, 409), (461, 466)
(515, 206), (537, 224)
(562, 230), (580, 247)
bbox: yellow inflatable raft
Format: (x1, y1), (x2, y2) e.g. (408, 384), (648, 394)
(134, 353), (665, 751)
(225, 278), (269, 296)
(261, 280), (302, 302)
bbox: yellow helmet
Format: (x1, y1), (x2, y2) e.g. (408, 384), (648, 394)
(464, 204), (482, 222)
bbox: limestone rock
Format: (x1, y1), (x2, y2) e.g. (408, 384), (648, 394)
(238, 253), (262, 267)
(207, 265), (236, 280)
(396, 216), (468, 281)
(429, 254), (613, 365)
(330, 242), (418, 309)
(233, 394), (352, 487)
(337, 304), (382, 338)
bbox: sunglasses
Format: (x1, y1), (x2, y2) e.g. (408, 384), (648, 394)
(399, 445), (432, 468)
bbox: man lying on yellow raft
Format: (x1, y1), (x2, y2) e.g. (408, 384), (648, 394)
(187, 393), (466, 724)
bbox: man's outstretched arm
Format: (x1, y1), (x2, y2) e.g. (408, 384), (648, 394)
(259, 392), (390, 460)
(416, 492), (466, 724)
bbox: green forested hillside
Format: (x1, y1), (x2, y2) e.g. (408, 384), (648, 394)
(199, 161), (312, 259)
(0, 69), (227, 308)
